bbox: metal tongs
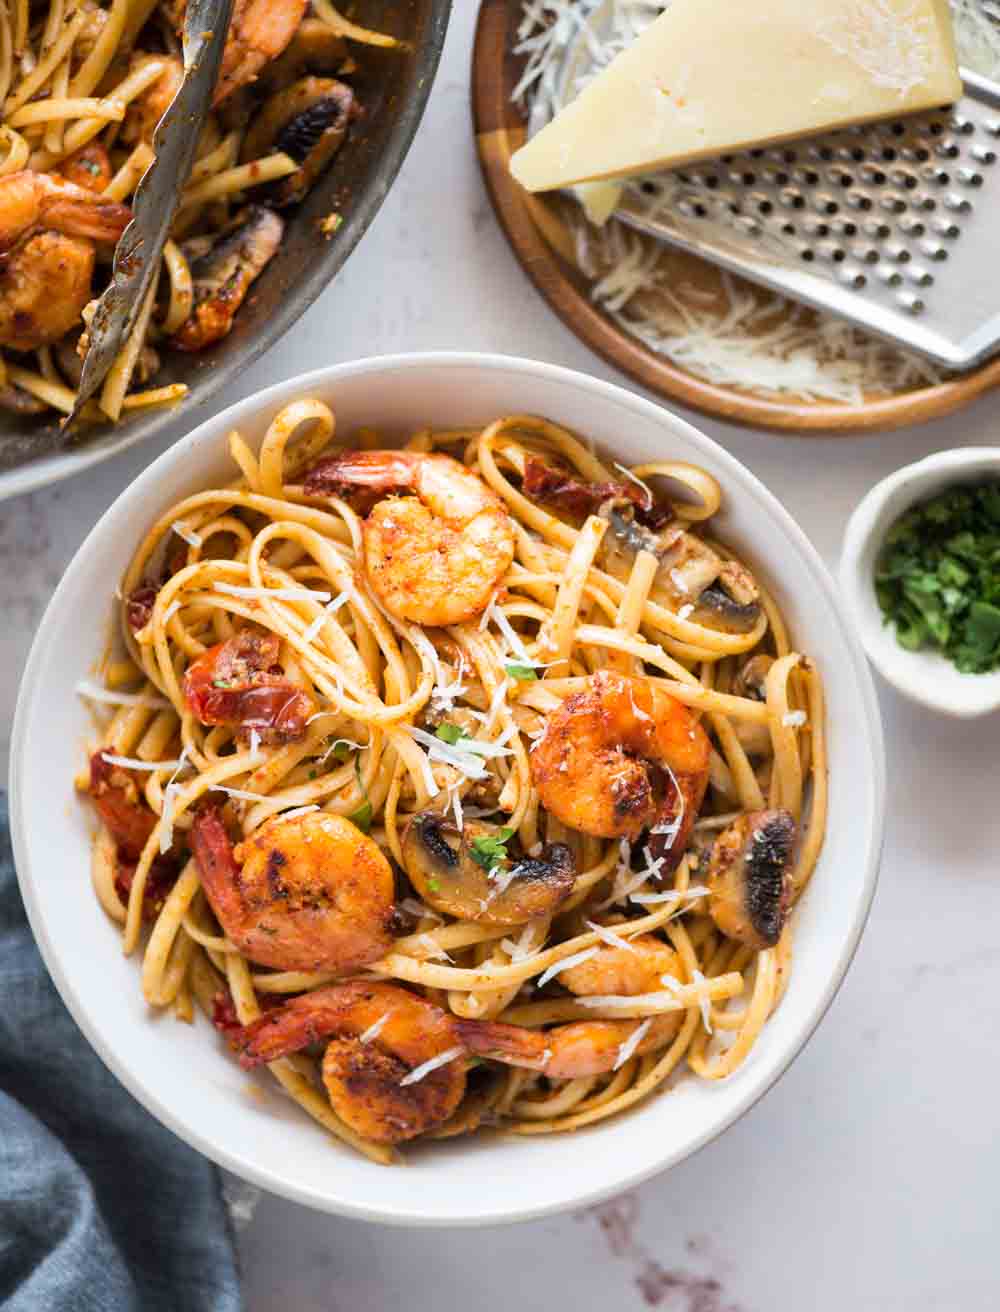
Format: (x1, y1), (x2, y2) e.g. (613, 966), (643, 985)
(66, 0), (236, 429)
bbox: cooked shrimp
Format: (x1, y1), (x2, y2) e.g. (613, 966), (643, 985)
(0, 171), (130, 350)
(123, 54), (184, 144)
(558, 933), (680, 998)
(530, 671), (710, 869)
(190, 807), (395, 972)
(173, 0), (308, 105)
(235, 981), (466, 1142)
(182, 628), (314, 744)
(457, 935), (683, 1079)
(304, 450), (516, 625)
(456, 1013), (681, 1079)
(58, 143), (113, 192)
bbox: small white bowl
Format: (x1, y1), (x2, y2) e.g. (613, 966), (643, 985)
(840, 447), (1000, 718)
(11, 354), (884, 1225)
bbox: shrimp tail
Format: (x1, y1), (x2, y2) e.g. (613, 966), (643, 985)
(453, 1019), (549, 1072)
(304, 449), (418, 497)
(235, 983), (380, 1068)
(40, 194), (131, 244)
(190, 806), (249, 932)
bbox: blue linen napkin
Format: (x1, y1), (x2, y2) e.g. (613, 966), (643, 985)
(0, 793), (243, 1311)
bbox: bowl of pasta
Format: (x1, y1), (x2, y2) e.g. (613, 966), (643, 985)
(0, 0), (450, 501)
(10, 353), (884, 1224)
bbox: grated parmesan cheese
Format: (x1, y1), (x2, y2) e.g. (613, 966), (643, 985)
(280, 805), (320, 821)
(399, 1045), (465, 1087)
(248, 728), (261, 756)
(360, 1013), (391, 1044)
(630, 886), (709, 905)
(536, 946), (599, 987)
(171, 520), (203, 548)
(301, 591), (350, 646)
(690, 968), (713, 1034)
(101, 752), (185, 773)
(512, 0), (962, 403)
(585, 919), (638, 953)
(76, 679), (169, 709)
(782, 710), (808, 728)
(613, 1018), (652, 1070)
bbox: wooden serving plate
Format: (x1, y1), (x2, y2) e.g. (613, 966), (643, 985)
(472, 0), (1000, 433)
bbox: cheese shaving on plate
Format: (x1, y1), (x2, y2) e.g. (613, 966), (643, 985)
(399, 1046), (465, 1087)
(536, 946), (598, 988)
(301, 591), (350, 645)
(585, 919), (638, 953)
(360, 1013), (391, 1044)
(613, 1018), (652, 1070)
(101, 752), (185, 773)
(171, 520), (203, 548)
(76, 679), (169, 709)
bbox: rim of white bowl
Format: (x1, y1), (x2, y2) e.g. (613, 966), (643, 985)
(840, 446), (1000, 718)
(9, 352), (886, 1226)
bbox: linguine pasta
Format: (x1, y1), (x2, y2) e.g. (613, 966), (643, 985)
(79, 399), (827, 1163)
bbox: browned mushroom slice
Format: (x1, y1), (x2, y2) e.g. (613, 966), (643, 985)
(241, 76), (355, 207)
(732, 653), (774, 758)
(401, 813), (575, 927)
(170, 206), (283, 352)
(260, 20), (351, 88)
(707, 809), (796, 949)
(604, 510), (762, 634)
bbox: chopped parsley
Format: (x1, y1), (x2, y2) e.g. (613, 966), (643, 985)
(469, 827), (515, 873)
(329, 738), (353, 762)
(504, 662), (538, 682)
(435, 723), (469, 746)
(349, 757), (373, 833)
(427, 876), (441, 892)
(875, 482), (1000, 674)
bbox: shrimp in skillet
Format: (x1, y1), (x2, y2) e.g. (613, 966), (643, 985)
(530, 671), (710, 871)
(235, 981), (466, 1142)
(0, 171), (130, 350)
(456, 937), (685, 1078)
(304, 450), (516, 626)
(170, 0), (307, 105)
(190, 808), (395, 973)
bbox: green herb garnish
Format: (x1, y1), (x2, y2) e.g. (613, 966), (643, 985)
(330, 739), (353, 762)
(435, 723), (469, 746)
(875, 482), (1000, 673)
(427, 876), (441, 892)
(349, 757), (373, 833)
(504, 662), (538, 682)
(469, 827), (515, 872)
(348, 800), (373, 833)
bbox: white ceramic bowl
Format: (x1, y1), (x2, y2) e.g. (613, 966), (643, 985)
(840, 447), (1000, 718)
(10, 354), (884, 1226)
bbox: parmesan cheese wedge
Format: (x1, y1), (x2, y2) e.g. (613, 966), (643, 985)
(511, 0), (962, 193)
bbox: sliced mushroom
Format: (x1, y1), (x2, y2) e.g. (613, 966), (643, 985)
(241, 77), (355, 207)
(732, 654), (774, 758)
(0, 384), (46, 416)
(259, 20), (351, 89)
(707, 809), (796, 949)
(401, 812), (575, 927)
(604, 510), (762, 634)
(170, 206), (283, 352)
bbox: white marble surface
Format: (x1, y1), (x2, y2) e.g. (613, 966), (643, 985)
(4, 5), (1000, 1309)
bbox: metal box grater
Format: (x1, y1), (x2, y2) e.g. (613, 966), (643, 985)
(559, 8), (1000, 368)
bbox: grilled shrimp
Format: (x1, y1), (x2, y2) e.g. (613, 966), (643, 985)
(123, 54), (184, 144)
(182, 628), (314, 744)
(190, 807), (395, 972)
(530, 672), (710, 870)
(457, 935), (683, 1078)
(304, 450), (516, 626)
(173, 0), (308, 105)
(0, 171), (130, 350)
(235, 981), (466, 1142)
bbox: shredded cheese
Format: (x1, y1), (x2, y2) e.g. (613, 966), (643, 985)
(613, 1018), (652, 1070)
(171, 520), (203, 548)
(782, 710), (808, 728)
(101, 752), (185, 772)
(399, 1046), (465, 1087)
(585, 919), (638, 954)
(301, 591), (350, 645)
(76, 679), (169, 709)
(536, 946), (598, 988)
(360, 1013), (391, 1044)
